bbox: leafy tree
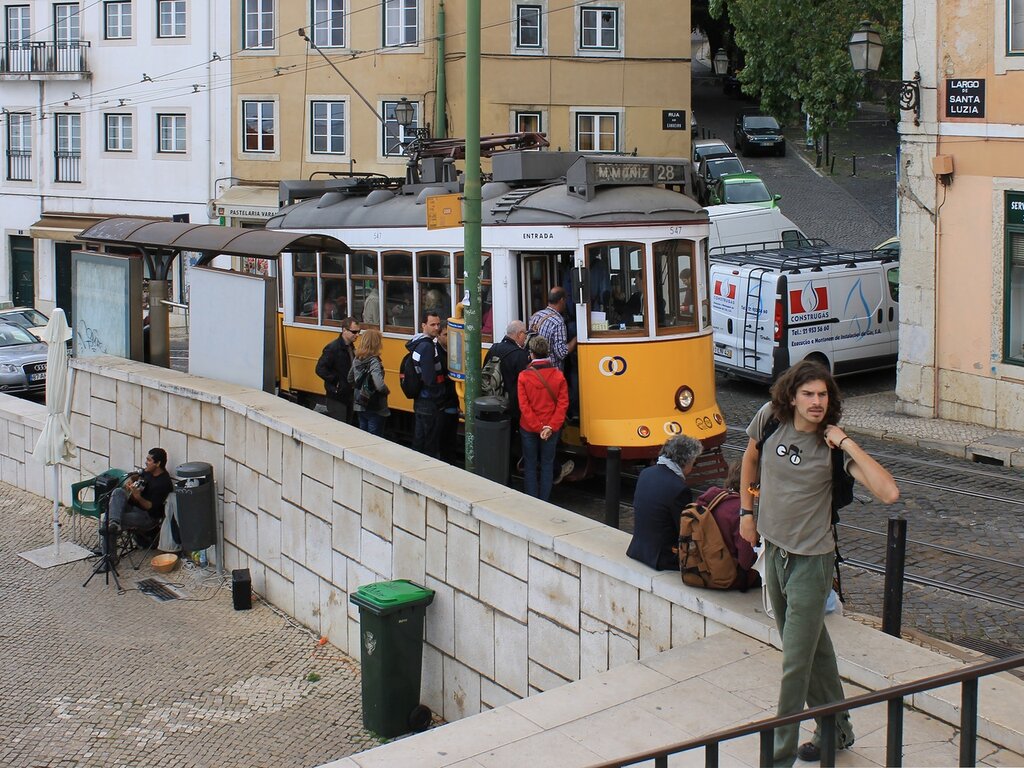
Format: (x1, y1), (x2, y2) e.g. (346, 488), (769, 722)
(707, 0), (901, 137)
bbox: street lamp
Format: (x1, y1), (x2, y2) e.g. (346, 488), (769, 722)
(393, 96), (416, 129)
(712, 48), (729, 76)
(847, 20), (921, 126)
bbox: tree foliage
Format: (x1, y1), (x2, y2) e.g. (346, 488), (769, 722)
(706, 0), (901, 137)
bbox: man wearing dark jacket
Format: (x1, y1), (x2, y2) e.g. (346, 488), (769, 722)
(315, 317), (360, 423)
(408, 310), (445, 458)
(482, 320), (530, 424)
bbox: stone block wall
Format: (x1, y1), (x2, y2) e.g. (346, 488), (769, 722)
(0, 357), (771, 723)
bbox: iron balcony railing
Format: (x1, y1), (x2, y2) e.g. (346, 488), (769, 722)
(596, 651), (1024, 768)
(6, 150), (31, 181)
(0, 41), (91, 75)
(54, 150), (81, 183)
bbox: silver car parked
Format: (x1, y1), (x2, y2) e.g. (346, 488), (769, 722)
(0, 323), (48, 395)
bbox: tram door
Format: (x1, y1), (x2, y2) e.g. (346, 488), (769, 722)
(520, 252), (573, 322)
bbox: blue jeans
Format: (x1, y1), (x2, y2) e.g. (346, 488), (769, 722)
(358, 412), (386, 436)
(521, 429), (559, 501)
(413, 398), (442, 458)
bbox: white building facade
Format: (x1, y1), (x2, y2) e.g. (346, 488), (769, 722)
(0, 0), (230, 315)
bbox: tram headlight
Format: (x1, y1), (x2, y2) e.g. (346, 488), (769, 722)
(674, 385), (695, 412)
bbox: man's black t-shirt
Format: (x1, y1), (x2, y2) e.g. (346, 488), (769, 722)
(140, 470), (174, 521)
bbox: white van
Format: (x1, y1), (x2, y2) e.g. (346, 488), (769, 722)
(706, 204), (809, 253)
(708, 243), (900, 382)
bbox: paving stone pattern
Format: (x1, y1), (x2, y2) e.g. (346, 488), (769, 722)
(0, 484), (381, 768)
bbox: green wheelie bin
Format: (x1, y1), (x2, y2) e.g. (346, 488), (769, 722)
(350, 580), (435, 738)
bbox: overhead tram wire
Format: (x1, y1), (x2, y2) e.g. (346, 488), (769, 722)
(24, 0), (588, 121)
(296, 28), (384, 125)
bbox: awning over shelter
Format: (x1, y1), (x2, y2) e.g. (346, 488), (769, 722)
(76, 217), (349, 265)
(213, 185), (280, 220)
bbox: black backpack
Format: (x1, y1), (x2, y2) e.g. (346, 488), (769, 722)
(399, 351), (422, 399)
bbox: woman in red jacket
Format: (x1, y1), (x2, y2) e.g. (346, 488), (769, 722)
(517, 335), (569, 501)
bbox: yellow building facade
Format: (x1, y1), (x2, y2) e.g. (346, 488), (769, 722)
(896, 0), (1024, 434)
(219, 0), (692, 223)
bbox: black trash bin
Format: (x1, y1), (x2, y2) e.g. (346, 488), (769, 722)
(174, 461), (216, 552)
(473, 396), (510, 485)
(350, 580), (435, 738)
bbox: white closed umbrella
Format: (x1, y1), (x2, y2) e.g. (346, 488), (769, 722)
(21, 309), (88, 568)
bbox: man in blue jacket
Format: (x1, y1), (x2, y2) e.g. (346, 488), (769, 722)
(407, 310), (445, 458)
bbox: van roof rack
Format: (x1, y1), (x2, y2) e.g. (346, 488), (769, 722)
(709, 241), (897, 272)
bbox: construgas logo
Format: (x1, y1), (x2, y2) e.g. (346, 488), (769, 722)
(714, 279), (737, 299)
(790, 283), (829, 314)
(663, 421), (683, 435)
(598, 356), (627, 376)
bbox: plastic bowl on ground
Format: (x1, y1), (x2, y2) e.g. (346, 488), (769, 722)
(151, 553), (180, 573)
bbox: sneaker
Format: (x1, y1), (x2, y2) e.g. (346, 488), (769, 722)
(797, 739), (854, 762)
(554, 460), (575, 485)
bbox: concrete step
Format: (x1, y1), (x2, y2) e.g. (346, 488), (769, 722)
(323, 627), (1024, 767)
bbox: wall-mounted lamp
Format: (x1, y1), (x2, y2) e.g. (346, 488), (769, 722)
(848, 21), (921, 126)
(712, 49), (730, 77)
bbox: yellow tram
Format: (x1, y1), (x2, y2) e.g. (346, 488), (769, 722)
(266, 147), (727, 465)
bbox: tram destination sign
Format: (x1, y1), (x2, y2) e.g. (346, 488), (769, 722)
(945, 78), (985, 118)
(567, 156), (689, 200)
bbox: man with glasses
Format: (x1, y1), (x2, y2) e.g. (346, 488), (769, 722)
(316, 317), (361, 424)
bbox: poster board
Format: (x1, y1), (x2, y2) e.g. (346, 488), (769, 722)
(71, 251), (144, 360)
(187, 266), (277, 392)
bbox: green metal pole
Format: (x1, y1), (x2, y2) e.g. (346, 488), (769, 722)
(434, 1), (446, 138)
(463, 0), (481, 472)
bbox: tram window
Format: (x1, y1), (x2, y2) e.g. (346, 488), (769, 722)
(653, 240), (697, 332)
(321, 253), (347, 326)
(586, 242), (645, 335)
(293, 252), (319, 324)
(417, 251), (452, 321)
(382, 250), (414, 331)
(351, 251), (381, 327)
(455, 251), (492, 340)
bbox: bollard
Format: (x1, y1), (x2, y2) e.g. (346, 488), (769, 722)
(882, 516), (907, 637)
(815, 150), (822, 168)
(604, 447), (621, 529)
(829, 156), (836, 175)
(851, 154), (857, 176)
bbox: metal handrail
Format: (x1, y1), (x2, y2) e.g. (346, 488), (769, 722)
(0, 40), (91, 74)
(594, 651), (1024, 768)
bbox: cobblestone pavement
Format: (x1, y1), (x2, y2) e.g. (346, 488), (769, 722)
(1, 483), (381, 768)
(692, 72), (898, 251)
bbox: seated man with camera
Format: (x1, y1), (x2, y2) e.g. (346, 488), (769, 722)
(107, 448), (173, 536)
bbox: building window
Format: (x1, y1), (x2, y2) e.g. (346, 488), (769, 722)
(1005, 192), (1024, 363)
(1011, 0), (1024, 53)
(312, 0), (344, 47)
(516, 4), (542, 48)
(157, 0), (186, 38)
(576, 112), (618, 152)
(157, 113), (186, 153)
(243, 100), (275, 152)
(515, 110), (542, 134)
(580, 6), (618, 50)
(311, 101), (346, 155)
(6, 112), (32, 181)
(55, 113), (81, 183)
(55, 3), (80, 42)
(105, 113), (133, 151)
(383, 0), (417, 47)
(243, 0), (274, 49)
(104, 1), (132, 38)
(382, 99), (417, 156)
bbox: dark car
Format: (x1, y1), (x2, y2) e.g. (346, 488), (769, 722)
(0, 323), (48, 395)
(734, 112), (786, 157)
(695, 154), (746, 206)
